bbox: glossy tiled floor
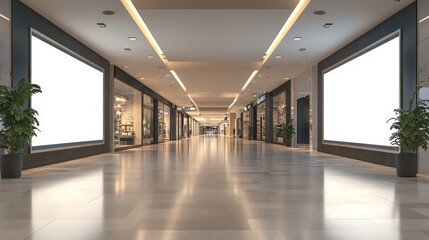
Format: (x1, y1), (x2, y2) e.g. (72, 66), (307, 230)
(2, 136), (429, 240)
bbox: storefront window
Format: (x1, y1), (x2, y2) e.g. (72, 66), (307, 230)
(158, 103), (164, 143)
(273, 92), (287, 143)
(189, 118), (195, 137)
(184, 115), (189, 138)
(243, 111), (250, 139)
(164, 105), (170, 141)
(177, 112), (182, 139)
(143, 94), (153, 145)
(114, 79), (142, 148)
(256, 103), (265, 141)
(157, 102), (170, 142)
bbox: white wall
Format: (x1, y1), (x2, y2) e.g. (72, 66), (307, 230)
(133, 92), (142, 144)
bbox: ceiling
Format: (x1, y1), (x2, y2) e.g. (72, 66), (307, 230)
(21, 0), (414, 125)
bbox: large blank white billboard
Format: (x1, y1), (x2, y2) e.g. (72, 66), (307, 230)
(31, 33), (104, 151)
(323, 34), (400, 149)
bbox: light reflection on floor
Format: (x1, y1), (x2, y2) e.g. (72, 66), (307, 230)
(1, 135), (429, 240)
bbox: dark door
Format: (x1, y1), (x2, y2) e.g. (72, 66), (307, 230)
(297, 96), (310, 144)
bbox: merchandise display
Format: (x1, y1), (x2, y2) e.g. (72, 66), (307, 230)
(273, 92), (287, 143)
(114, 79), (142, 148)
(114, 103), (136, 146)
(257, 103), (265, 141)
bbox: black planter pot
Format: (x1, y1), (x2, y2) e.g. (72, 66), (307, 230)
(395, 153), (417, 178)
(1, 153), (24, 178)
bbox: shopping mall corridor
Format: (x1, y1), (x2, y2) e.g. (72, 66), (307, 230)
(2, 136), (429, 240)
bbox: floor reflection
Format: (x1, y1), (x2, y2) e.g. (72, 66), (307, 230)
(0, 136), (429, 240)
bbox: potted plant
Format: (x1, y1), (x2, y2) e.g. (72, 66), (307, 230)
(248, 126), (254, 140)
(281, 120), (295, 146)
(0, 79), (41, 178)
(388, 83), (429, 177)
(275, 123), (284, 143)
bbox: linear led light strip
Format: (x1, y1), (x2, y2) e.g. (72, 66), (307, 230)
(121, 0), (200, 111)
(228, 0), (311, 111)
(227, 70), (258, 110)
(170, 70), (186, 92)
(420, 16), (429, 24)
(241, 70), (259, 92)
(121, 0), (167, 64)
(263, 0), (311, 64)
(187, 94), (200, 111)
(228, 94), (240, 111)
(0, 13), (9, 21)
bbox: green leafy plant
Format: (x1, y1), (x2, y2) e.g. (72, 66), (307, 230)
(248, 126), (254, 140)
(388, 83), (429, 154)
(0, 79), (42, 154)
(281, 120), (295, 139)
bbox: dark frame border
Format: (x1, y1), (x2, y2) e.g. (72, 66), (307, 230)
(317, 2), (417, 167)
(12, 0), (112, 169)
(30, 29), (107, 153)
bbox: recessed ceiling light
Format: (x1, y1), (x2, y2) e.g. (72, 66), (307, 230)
(275, 55), (282, 59)
(299, 48), (306, 52)
(128, 37), (137, 41)
(323, 23), (333, 28)
(293, 37), (302, 41)
(302, 61), (307, 64)
(257, 74), (263, 77)
(147, 55), (154, 59)
(166, 74), (171, 77)
(262, 0), (311, 64)
(96, 23), (107, 28)
(102, 10), (115, 15)
(313, 10), (326, 15)
(124, 48), (131, 52)
(124, 66), (129, 69)
(284, 77), (290, 80)
(140, 77), (145, 80)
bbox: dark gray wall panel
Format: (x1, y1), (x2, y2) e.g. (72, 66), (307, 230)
(12, 0), (112, 169)
(317, 2), (417, 167)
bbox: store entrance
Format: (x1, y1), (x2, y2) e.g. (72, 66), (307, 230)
(114, 79), (142, 149)
(257, 103), (265, 141)
(297, 95), (310, 144)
